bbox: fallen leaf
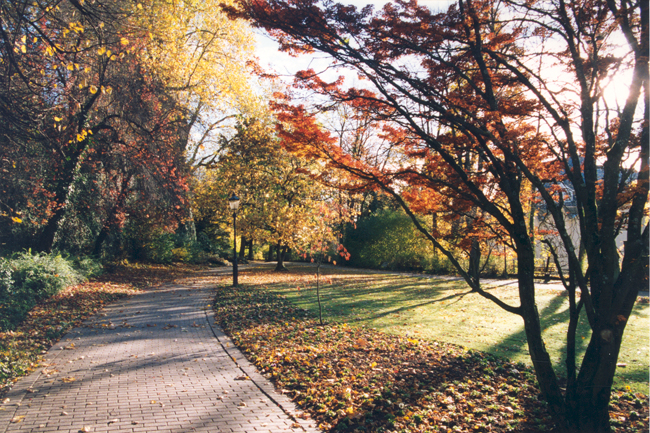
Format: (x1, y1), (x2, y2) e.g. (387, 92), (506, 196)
(10, 415), (25, 423)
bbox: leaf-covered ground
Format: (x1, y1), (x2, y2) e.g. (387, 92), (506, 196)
(212, 283), (650, 433)
(0, 262), (201, 398)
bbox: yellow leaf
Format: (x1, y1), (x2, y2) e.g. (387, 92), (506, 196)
(99, 22), (104, 28)
(54, 116), (62, 122)
(66, 64), (74, 71)
(89, 85), (98, 94)
(21, 45), (26, 53)
(11, 217), (22, 224)
(120, 37), (129, 45)
(21, 35), (26, 43)
(10, 415), (25, 423)
(97, 47), (106, 55)
(137, 3), (143, 9)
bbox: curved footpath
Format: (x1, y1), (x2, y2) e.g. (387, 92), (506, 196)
(0, 267), (320, 433)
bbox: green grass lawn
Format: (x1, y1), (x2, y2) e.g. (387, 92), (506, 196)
(257, 263), (649, 394)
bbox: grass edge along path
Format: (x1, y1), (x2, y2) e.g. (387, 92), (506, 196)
(212, 283), (649, 433)
(0, 263), (201, 399)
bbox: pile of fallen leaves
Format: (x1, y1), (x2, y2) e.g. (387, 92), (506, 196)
(213, 285), (649, 433)
(95, 261), (203, 288)
(0, 262), (199, 398)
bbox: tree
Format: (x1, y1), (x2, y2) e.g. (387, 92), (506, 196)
(134, 0), (262, 172)
(0, 0), (191, 253)
(225, 1), (648, 432)
(192, 117), (349, 271)
(0, 0), (258, 255)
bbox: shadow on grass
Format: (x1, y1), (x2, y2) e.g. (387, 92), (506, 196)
(260, 267), (471, 322)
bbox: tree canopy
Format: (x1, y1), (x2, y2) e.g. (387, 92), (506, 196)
(0, 0), (259, 255)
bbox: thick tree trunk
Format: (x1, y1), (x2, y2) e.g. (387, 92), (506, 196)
(92, 225), (110, 257)
(568, 253), (646, 433)
(267, 243), (274, 262)
(239, 236), (247, 260)
(275, 243), (288, 271)
(35, 208), (66, 253)
(247, 239), (254, 260)
(34, 148), (84, 253)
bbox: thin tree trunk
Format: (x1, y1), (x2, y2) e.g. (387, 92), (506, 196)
(316, 258), (323, 325)
(515, 234), (566, 426)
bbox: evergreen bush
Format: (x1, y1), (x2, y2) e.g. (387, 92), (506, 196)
(0, 252), (98, 331)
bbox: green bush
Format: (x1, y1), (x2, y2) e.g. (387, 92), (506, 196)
(144, 231), (175, 263)
(344, 209), (434, 271)
(0, 252), (96, 331)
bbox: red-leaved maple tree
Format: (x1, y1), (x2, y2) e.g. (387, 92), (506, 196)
(224, 1), (648, 432)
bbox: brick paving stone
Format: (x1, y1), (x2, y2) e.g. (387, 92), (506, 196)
(0, 267), (321, 433)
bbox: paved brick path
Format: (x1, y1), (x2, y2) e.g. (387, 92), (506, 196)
(0, 268), (320, 433)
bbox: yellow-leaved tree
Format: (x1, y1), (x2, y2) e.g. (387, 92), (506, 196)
(133, 0), (266, 170)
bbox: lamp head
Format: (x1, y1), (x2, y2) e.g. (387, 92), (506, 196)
(228, 193), (241, 211)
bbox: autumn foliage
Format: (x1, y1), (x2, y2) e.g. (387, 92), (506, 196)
(0, 0), (258, 257)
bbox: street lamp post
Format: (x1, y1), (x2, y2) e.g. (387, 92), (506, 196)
(229, 193), (241, 287)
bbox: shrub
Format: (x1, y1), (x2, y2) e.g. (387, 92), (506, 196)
(344, 209), (433, 271)
(144, 231), (175, 264)
(0, 251), (95, 331)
